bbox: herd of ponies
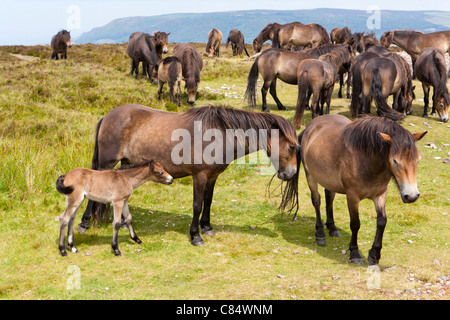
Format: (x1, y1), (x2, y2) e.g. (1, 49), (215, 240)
(50, 22), (449, 265)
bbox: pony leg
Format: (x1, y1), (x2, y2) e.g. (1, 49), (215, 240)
(431, 88), (436, 116)
(111, 201), (125, 256)
(346, 72), (351, 99)
(157, 81), (164, 100)
(346, 193), (363, 264)
(269, 79), (286, 110)
(59, 197), (83, 256)
(261, 81), (271, 112)
(325, 85), (334, 115)
(338, 74), (344, 98)
(122, 201), (141, 244)
(177, 80), (181, 106)
(200, 177), (218, 236)
(310, 91), (320, 119)
(190, 174), (208, 245)
(368, 192), (388, 265)
(169, 83), (175, 104)
(325, 189), (341, 237)
(305, 174), (326, 246)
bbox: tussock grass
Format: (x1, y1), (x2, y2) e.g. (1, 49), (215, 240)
(0, 42), (448, 300)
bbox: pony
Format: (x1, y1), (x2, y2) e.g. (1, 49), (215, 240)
(173, 44), (204, 106)
(206, 28), (223, 58)
(272, 22), (331, 50)
(293, 44), (353, 128)
(414, 48), (450, 122)
(56, 160), (173, 256)
(127, 32), (160, 83)
(252, 23), (282, 54)
(380, 30), (450, 78)
(280, 114), (427, 265)
(225, 29), (250, 57)
(77, 104), (299, 246)
(157, 56), (182, 106)
(153, 31), (170, 59)
(51, 30), (72, 60)
(245, 44), (337, 112)
(330, 27), (352, 44)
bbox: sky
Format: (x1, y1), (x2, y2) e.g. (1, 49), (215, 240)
(0, 0), (449, 45)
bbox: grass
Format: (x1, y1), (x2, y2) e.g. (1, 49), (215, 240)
(0, 42), (448, 300)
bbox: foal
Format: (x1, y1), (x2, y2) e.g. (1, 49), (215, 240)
(157, 56), (182, 106)
(56, 160), (173, 256)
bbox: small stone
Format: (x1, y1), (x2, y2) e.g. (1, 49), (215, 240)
(86, 251), (92, 256)
(277, 274), (286, 279)
(332, 275), (341, 280)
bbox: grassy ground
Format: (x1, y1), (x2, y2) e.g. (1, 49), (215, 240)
(0, 42), (448, 300)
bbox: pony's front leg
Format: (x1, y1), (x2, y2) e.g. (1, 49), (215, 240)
(190, 174), (207, 245)
(306, 175), (325, 246)
(200, 178), (218, 236)
(368, 193), (388, 265)
(346, 193), (363, 264)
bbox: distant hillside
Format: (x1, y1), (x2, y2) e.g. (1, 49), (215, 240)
(76, 8), (450, 44)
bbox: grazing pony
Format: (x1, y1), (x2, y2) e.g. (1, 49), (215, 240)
(330, 27), (352, 44)
(414, 48), (449, 122)
(173, 44), (204, 106)
(293, 44), (354, 128)
(252, 23), (282, 53)
(157, 56), (182, 106)
(127, 32), (160, 82)
(78, 105), (299, 246)
(225, 29), (250, 57)
(281, 114), (427, 265)
(206, 28), (223, 58)
(51, 30), (72, 60)
(56, 160), (173, 256)
(272, 22), (331, 50)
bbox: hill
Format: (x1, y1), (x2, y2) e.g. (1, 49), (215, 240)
(76, 8), (450, 44)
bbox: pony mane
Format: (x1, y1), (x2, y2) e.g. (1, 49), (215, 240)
(319, 44), (351, 69)
(343, 116), (416, 157)
(118, 159), (154, 171)
(183, 105), (298, 146)
(304, 43), (335, 57)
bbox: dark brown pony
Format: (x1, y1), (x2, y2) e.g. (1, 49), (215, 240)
(157, 56), (182, 106)
(252, 23), (282, 53)
(127, 32), (160, 83)
(380, 30), (450, 77)
(245, 44), (337, 112)
(78, 105), (299, 246)
(414, 48), (449, 122)
(293, 44), (353, 128)
(281, 114), (427, 265)
(225, 29), (250, 57)
(330, 27), (352, 44)
(51, 30), (72, 60)
(206, 28), (223, 58)
(272, 22), (331, 50)
(173, 43), (204, 105)
(350, 46), (413, 119)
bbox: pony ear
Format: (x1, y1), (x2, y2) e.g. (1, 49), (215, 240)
(413, 131), (427, 141)
(378, 132), (392, 145)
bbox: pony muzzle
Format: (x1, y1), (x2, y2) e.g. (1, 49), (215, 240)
(66, 41), (72, 48)
(277, 166), (297, 181)
(400, 183), (420, 203)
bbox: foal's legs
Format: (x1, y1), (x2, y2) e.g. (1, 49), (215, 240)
(176, 80), (181, 106)
(368, 193), (387, 265)
(157, 81), (165, 100)
(121, 201), (142, 245)
(59, 197), (83, 256)
(111, 200), (125, 256)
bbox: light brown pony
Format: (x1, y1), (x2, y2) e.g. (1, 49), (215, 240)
(173, 43), (204, 105)
(252, 22), (282, 53)
(272, 22), (331, 50)
(78, 105), (299, 246)
(245, 44), (337, 112)
(51, 30), (72, 60)
(56, 160), (173, 256)
(225, 29), (249, 57)
(206, 28), (223, 57)
(414, 48), (449, 122)
(293, 44), (354, 128)
(281, 114), (427, 265)
(380, 30), (450, 77)
(330, 27), (352, 44)
(157, 56), (182, 106)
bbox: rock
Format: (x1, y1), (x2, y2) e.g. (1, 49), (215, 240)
(443, 158), (450, 164)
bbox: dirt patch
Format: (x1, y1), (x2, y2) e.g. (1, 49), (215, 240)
(9, 53), (41, 62)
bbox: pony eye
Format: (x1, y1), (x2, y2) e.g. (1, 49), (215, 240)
(288, 145), (295, 151)
(159, 171), (163, 176)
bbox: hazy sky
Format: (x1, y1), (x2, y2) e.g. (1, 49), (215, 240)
(0, 0), (449, 45)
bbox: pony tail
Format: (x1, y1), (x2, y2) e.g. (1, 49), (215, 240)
(225, 37), (230, 49)
(349, 63), (362, 118)
(272, 29), (280, 48)
(56, 175), (74, 195)
(244, 57), (260, 108)
(372, 69), (406, 121)
(91, 117), (103, 170)
(293, 71), (309, 129)
(433, 49), (449, 97)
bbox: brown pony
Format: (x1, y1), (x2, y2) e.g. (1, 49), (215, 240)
(173, 43), (204, 105)
(281, 114), (427, 265)
(272, 22), (331, 50)
(380, 30), (450, 77)
(245, 44), (337, 112)
(330, 27), (352, 44)
(414, 48), (449, 122)
(206, 28), (223, 57)
(253, 23), (282, 53)
(51, 30), (72, 60)
(127, 32), (160, 83)
(157, 56), (182, 106)
(293, 44), (353, 128)
(225, 29), (249, 57)
(78, 105), (299, 246)
(56, 160), (173, 256)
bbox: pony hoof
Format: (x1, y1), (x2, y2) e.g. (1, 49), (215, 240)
(278, 106), (287, 111)
(350, 258), (364, 265)
(191, 235), (205, 246)
(329, 230), (342, 237)
(114, 249), (122, 256)
(60, 249), (68, 257)
(316, 237), (326, 246)
(70, 247), (78, 253)
(202, 228), (215, 236)
(78, 222), (89, 234)
(367, 256), (379, 266)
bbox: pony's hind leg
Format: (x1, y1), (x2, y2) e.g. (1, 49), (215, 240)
(325, 189), (341, 237)
(269, 80), (286, 110)
(59, 197), (83, 256)
(111, 201), (125, 256)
